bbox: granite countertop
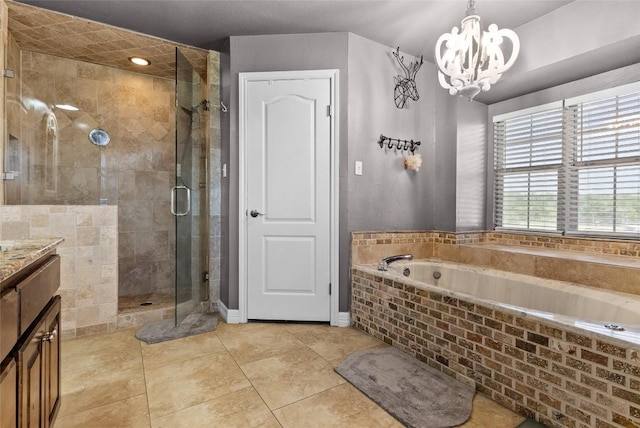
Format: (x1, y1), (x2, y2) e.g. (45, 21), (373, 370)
(0, 238), (64, 283)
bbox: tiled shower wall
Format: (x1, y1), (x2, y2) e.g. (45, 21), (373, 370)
(11, 50), (176, 298)
(0, 205), (118, 337)
(1, 5), (220, 331)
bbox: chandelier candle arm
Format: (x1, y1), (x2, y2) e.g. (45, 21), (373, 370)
(434, 0), (520, 101)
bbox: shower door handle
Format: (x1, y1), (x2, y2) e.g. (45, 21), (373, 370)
(170, 185), (191, 216)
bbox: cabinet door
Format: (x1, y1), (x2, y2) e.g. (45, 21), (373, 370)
(43, 297), (61, 427)
(1, 358), (18, 428)
(18, 322), (44, 428)
(18, 296), (60, 428)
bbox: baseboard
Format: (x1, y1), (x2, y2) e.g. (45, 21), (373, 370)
(217, 300), (242, 324)
(337, 311), (351, 327)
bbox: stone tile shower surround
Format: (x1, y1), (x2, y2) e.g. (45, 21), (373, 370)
(12, 51), (177, 299)
(1, 5), (222, 333)
(0, 205), (117, 338)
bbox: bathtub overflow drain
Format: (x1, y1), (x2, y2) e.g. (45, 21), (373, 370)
(403, 267), (411, 277)
(604, 323), (625, 331)
(433, 271), (442, 279)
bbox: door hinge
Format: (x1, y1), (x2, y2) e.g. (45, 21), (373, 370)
(329, 283), (331, 295)
(327, 105), (333, 117)
(203, 271), (209, 282)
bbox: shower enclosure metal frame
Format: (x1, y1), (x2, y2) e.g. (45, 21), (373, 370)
(173, 47), (209, 326)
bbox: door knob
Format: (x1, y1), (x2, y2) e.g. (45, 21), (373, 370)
(250, 210), (265, 218)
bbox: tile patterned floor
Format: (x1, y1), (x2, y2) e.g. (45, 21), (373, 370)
(56, 320), (527, 427)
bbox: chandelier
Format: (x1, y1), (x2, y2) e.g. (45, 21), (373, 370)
(434, 0), (520, 100)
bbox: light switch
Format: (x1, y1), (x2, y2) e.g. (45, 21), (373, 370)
(355, 161), (363, 176)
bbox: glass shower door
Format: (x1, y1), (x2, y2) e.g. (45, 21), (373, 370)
(173, 47), (207, 325)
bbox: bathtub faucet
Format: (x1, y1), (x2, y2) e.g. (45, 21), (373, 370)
(377, 254), (413, 271)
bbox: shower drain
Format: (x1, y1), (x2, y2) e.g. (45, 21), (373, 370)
(140, 301), (153, 307)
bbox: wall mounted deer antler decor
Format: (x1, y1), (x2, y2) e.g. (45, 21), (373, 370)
(392, 47), (424, 109)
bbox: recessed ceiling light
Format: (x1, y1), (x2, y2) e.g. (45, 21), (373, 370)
(129, 57), (150, 66)
(54, 104), (79, 111)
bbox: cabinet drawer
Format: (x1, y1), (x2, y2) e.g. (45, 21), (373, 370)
(17, 256), (60, 335)
(1, 287), (18, 362)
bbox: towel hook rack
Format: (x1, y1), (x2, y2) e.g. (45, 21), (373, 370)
(378, 134), (420, 154)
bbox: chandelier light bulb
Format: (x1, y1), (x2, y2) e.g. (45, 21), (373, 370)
(435, 0), (520, 101)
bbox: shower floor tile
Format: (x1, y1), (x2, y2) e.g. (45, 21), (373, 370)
(118, 292), (174, 313)
(58, 318), (528, 427)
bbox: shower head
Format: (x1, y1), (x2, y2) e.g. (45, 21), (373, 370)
(180, 100), (209, 115)
(88, 128), (110, 146)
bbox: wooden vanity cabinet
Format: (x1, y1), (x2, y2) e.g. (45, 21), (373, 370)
(18, 296), (61, 428)
(0, 252), (61, 428)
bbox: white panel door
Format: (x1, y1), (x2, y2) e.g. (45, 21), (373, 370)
(246, 77), (331, 321)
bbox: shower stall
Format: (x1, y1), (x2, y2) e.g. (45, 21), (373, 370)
(2, 1), (220, 330)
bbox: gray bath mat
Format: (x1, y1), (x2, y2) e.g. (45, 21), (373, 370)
(135, 311), (218, 344)
(335, 347), (475, 428)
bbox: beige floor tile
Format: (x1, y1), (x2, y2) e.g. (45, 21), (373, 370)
(216, 322), (307, 365)
(59, 356), (146, 417)
(55, 394), (150, 428)
(214, 319), (272, 336)
(241, 346), (346, 410)
(461, 394), (526, 427)
(61, 328), (141, 372)
(273, 382), (402, 428)
(151, 387), (280, 428)
(287, 324), (388, 366)
(141, 331), (226, 369)
(145, 351), (251, 419)
(56, 323), (530, 428)
(343, 408), (407, 427)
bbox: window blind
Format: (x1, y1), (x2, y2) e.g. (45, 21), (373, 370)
(566, 90), (640, 236)
(493, 83), (640, 238)
(494, 107), (564, 231)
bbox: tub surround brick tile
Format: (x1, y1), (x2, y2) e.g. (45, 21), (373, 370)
(351, 267), (640, 428)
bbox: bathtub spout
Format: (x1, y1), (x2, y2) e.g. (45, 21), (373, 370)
(377, 254), (413, 271)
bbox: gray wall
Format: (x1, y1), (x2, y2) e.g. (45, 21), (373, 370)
(345, 34), (442, 305)
(346, 34), (436, 233)
(219, 41), (231, 307)
(456, 98), (488, 231)
(218, 1), (640, 316)
(222, 32), (465, 313)
(433, 87), (458, 231)
(224, 33), (349, 310)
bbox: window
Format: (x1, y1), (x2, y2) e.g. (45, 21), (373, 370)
(493, 83), (640, 237)
(494, 103), (564, 232)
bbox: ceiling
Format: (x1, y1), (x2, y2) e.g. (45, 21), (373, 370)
(10, 1), (639, 104)
(8, 1), (209, 79)
(16, 0), (573, 57)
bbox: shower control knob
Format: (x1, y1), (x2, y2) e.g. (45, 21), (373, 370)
(250, 210), (265, 218)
